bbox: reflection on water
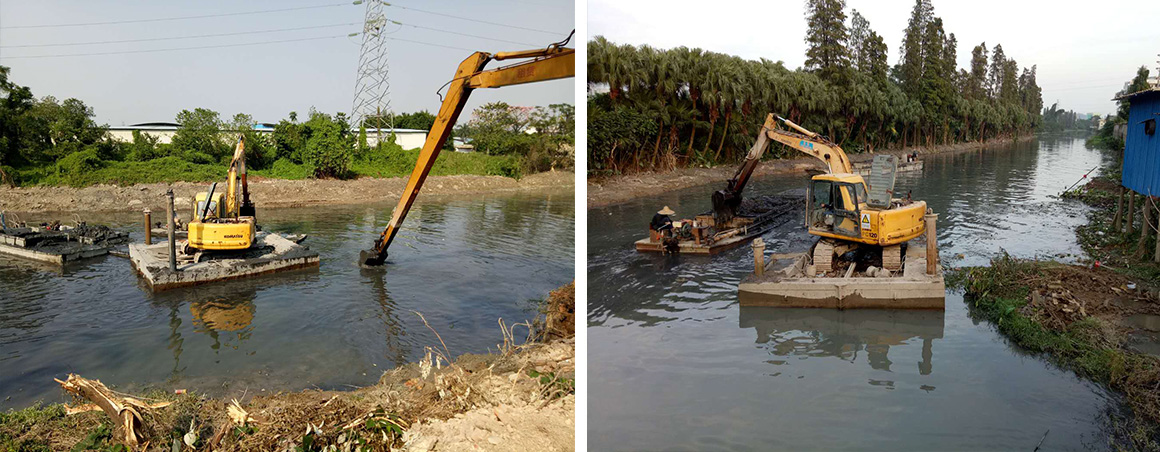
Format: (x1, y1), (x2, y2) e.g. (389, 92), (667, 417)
(589, 136), (1119, 451)
(0, 192), (573, 409)
(741, 308), (944, 379)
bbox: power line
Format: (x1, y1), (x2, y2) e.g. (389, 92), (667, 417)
(0, 22), (360, 48)
(383, 2), (559, 35)
(0, 31), (494, 60)
(0, 2), (352, 30)
(0, 34), (355, 59)
(389, 19), (538, 47)
(384, 36), (478, 53)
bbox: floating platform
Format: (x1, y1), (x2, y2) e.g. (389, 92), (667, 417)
(854, 159), (922, 176)
(0, 226), (129, 265)
(739, 241), (944, 309)
(635, 194), (800, 255)
(129, 231), (319, 291)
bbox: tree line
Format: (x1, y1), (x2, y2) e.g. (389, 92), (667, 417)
(0, 64), (573, 186)
(588, 0), (1045, 175)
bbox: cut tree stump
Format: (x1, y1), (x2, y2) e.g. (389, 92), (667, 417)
(55, 374), (170, 450)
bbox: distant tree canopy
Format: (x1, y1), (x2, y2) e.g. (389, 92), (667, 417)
(587, 0), (1046, 175)
(0, 66), (109, 171)
(393, 111), (437, 130)
(1040, 103), (1094, 133)
(450, 102), (574, 172)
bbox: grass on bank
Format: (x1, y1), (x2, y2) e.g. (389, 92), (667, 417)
(950, 255), (1160, 451)
(6, 149), (523, 188)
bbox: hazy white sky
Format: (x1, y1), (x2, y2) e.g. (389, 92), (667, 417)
(589, 0), (1160, 115)
(0, 0), (574, 125)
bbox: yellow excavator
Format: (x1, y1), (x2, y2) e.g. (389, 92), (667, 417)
(730, 114), (928, 273)
(359, 33), (575, 267)
(186, 135), (256, 253)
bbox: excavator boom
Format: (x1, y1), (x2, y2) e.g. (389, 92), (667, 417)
(360, 38), (575, 267)
(767, 114), (851, 174)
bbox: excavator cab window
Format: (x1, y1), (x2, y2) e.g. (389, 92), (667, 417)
(807, 179), (861, 238)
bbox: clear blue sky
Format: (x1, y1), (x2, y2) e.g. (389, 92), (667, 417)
(0, 0), (575, 125)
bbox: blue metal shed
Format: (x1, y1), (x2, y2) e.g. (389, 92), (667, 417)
(1120, 88), (1160, 194)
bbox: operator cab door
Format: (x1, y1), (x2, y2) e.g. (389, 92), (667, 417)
(807, 179), (862, 238)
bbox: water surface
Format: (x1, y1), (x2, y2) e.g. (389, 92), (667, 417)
(588, 136), (1120, 451)
(1, 190), (573, 409)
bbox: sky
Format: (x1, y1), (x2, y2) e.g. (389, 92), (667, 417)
(0, 0), (574, 126)
(589, 0), (1160, 116)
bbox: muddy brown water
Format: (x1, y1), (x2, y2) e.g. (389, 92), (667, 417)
(0, 191), (573, 410)
(588, 135), (1125, 451)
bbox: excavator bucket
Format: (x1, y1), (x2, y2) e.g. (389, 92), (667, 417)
(359, 247), (387, 268)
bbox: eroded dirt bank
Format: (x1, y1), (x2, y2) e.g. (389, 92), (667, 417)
(587, 138), (1022, 209)
(0, 283), (576, 451)
(0, 171), (574, 214)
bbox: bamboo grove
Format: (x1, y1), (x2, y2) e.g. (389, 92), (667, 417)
(587, 0), (1044, 175)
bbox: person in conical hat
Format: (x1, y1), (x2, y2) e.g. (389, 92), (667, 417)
(650, 206), (675, 233)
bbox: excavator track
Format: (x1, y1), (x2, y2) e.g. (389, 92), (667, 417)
(882, 244), (902, 271)
(812, 239), (834, 274)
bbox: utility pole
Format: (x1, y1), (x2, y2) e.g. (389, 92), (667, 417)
(351, 0), (394, 148)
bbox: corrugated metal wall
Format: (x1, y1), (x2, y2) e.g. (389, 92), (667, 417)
(1121, 92), (1160, 194)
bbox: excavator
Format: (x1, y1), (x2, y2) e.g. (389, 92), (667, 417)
(359, 33), (575, 267)
(186, 135), (257, 253)
(721, 113), (928, 273)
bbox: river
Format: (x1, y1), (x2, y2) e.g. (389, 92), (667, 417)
(0, 190), (573, 409)
(588, 135), (1122, 451)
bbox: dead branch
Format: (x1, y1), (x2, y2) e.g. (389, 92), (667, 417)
(55, 374), (146, 450)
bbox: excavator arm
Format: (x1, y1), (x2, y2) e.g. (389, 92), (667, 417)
(224, 136), (255, 219)
(360, 39), (575, 267)
(712, 114), (852, 222)
(766, 114), (851, 174)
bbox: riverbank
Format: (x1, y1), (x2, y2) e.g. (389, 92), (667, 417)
(951, 257), (1160, 450)
(0, 283), (575, 451)
(951, 166), (1160, 450)
(0, 171), (573, 214)
(587, 136), (1026, 208)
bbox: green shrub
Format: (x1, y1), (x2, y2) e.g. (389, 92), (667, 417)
(181, 151), (215, 165)
(254, 158), (313, 180)
(55, 148), (104, 182)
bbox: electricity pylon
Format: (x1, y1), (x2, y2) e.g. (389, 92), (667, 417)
(351, 0), (393, 143)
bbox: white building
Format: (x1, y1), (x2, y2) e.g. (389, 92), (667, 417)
(106, 123), (429, 151)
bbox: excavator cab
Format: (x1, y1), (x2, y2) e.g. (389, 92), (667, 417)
(807, 176), (865, 239)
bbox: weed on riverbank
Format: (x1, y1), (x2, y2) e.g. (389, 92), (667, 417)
(1065, 167), (1160, 286)
(951, 255), (1160, 450)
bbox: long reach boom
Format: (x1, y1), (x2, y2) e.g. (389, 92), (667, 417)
(360, 33), (575, 267)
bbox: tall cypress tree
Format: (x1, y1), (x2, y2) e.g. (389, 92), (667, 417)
(899, 0), (934, 95)
(988, 44), (1006, 99)
(803, 0), (850, 83)
(968, 43), (988, 100)
(849, 9), (888, 83)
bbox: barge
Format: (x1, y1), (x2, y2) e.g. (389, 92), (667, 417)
(0, 225), (129, 265)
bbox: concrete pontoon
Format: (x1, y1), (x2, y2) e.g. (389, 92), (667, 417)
(739, 239), (945, 310)
(0, 226), (129, 265)
(129, 231), (319, 291)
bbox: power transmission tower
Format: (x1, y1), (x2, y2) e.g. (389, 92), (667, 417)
(351, 0), (393, 145)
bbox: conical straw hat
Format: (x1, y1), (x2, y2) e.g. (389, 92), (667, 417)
(658, 206), (675, 215)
